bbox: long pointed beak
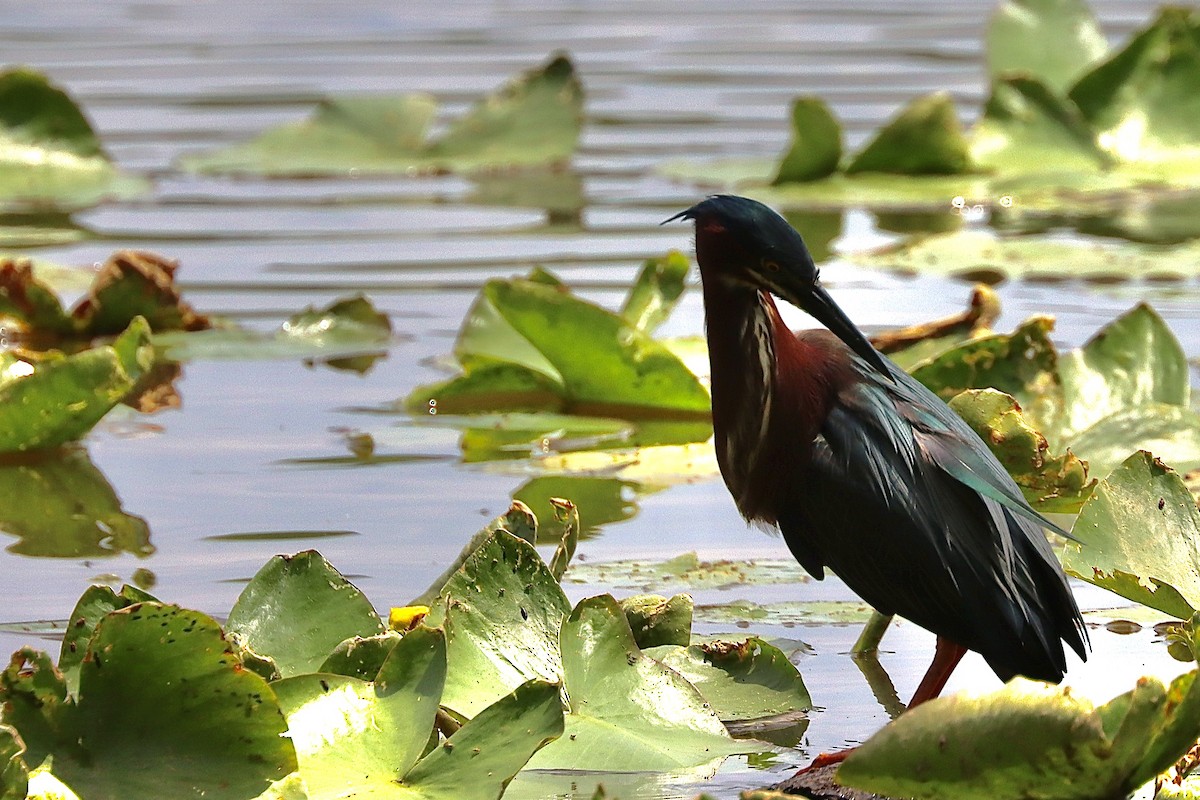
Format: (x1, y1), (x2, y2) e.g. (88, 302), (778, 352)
(802, 284), (894, 380)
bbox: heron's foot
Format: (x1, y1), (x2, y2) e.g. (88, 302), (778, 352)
(797, 748), (855, 774)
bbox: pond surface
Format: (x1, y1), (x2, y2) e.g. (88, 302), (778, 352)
(1, 1), (1198, 796)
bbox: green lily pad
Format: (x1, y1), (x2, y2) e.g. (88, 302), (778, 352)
(226, 550), (385, 677)
(619, 594), (694, 649)
(0, 69), (146, 213)
(1064, 451), (1200, 620)
(429, 531), (571, 718)
(772, 97), (841, 184)
(1070, 404), (1200, 478)
(272, 626), (447, 798)
(1069, 8), (1200, 171)
(155, 294), (392, 364)
(970, 77), (1110, 174)
(407, 267), (710, 418)
(986, 0), (1108, 94)
(645, 637), (811, 722)
(0, 448), (153, 559)
(845, 93), (972, 176)
(523, 595), (747, 772)
(839, 669), (1200, 800)
(317, 630), (404, 681)
(1056, 303), (1190, 442)
(693, 599), (877, 627)
(183, 54), (582, 176)
(909, 315), (1062, 428)
(947, 389), (1094, 512)
(620, 252), (690, 335)
(0, 725), (26, 800)
(0, 316), (154, 453)
(57, 583), (157, 696)
(562, 552), (811, 591)
(46, 604), (297, 799)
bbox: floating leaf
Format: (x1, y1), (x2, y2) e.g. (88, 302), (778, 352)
(0, 317), (154, 453)
(620, 252), (690, 335)
(845, 93), (971, 176)
(619, 594), (694, 649)
(1070, 8), (1200, 170)
(772, 97), (841, 184)
(841, 668), (1200, 800)
(563, 552), (810, 592)
(693, 599), (876, 627)
(523, 595), (747, 772)
(408, 269), (710, 418)
(0, 69), (146, 212)
(0, 448), (153, 559)
(428, 531), (570, 717)
(645, 637), (811, 722)
(184, 54), (582, 176)
(970, 77), (1109, 174)
(47, 604), (297, 799)
(986, 0), (1108, 93)
(1057, 303), (1190, 442)
(1070, 404), (1200, 479)
(226, 550), (385, 677)
(57, 584), (156, 696)
(273, 626), (446, 797)
(1064, 451), (1200, 620)
(948, 389), (1093, 512)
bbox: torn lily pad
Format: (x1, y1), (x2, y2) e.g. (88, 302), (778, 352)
(0, 68), (146, 213)
(1064, 451), (1200, 620)
(846, 93), (972, 176)
(183, 53), (582, 176)
(0, 317), (154, 453)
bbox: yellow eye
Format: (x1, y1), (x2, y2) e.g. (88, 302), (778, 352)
(762, 259), (781, 273)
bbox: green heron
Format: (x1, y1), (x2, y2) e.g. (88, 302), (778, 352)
(668, 195), (1087, 728)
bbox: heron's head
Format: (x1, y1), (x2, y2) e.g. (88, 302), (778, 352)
(667, 194), (891, 378)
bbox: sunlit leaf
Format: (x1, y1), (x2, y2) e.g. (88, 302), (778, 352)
(0, 317), (154, 453)
(1064, 451), (1200, 619)
(183, 54), (582, 176)
(1070, 405), (1200, 478)
(645, 637), (811, 722)
(948, 388), (1093, 512)
(273, 626), (446, 797)
(227, 550), (385, 677)
(986, 0), (1108, 93)
(845, 93), (971, 176)
(1069, 8), (1200, 171)
(523, 595), (747, 772)
(0, 448), (153, 559)
(839, 671), (1200, 800)
(772, 97), (841, 184)
(0, 69), (146, 213)
(427, 531), (570, 718)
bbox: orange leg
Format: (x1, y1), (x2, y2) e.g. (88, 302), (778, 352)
(795, 636), (968, 775)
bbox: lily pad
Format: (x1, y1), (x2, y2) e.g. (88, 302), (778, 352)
(986, 0), (1108, 94)
(523, 595), (747, 772)
(1056, 303), (1190, 442)
(42, 604), (297, 799)
(845, 93), (972, 176)
(183, 54), (582, 176)
(407, 267), (710, 418)
(693, 599), (877, 627)
(57, 583), (157, 696)
(1070, 404), (1200, 478)
(0, 448), (153, 559)
(619, 594), (694, 649)
(620, 252), (690, 335)
(562, 552), (811, 592)
(0, 725), (26, 800)
(0, 69), (146, 213)
(226, 550), (385, 677)
(772, 97), (841, 184)
(428, 531), (571, 718)
(1064, 451), (1200, 620)
(1069, 8), (1200, 170)
(0, 317), (154, 453)
(317, 631), (404, 681)
(839, 670), (1200, 800)
(947, 389), (1094, 512)
(644, 637), (811, 722)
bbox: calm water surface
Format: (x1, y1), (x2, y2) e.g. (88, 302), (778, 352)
(1, 1), (1197, 796)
